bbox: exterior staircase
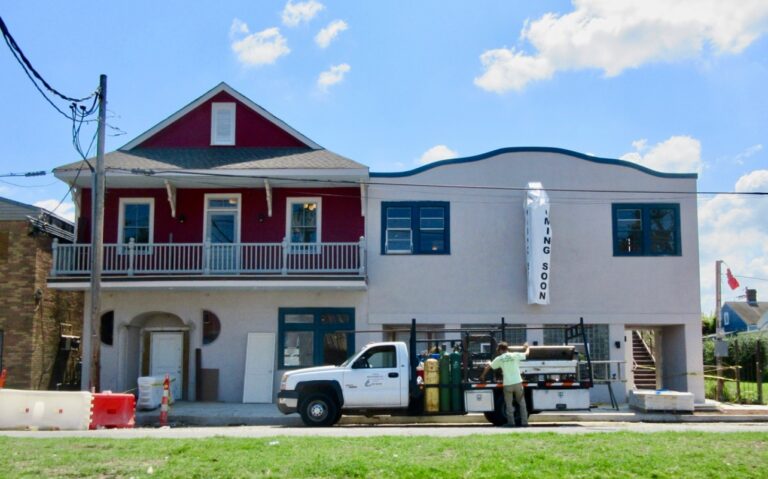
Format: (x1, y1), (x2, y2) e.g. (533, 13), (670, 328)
(632, 331), (657, 390)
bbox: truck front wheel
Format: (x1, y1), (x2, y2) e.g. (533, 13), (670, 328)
(299, 393), (340, 427)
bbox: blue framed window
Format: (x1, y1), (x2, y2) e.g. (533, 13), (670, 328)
(381, 201), (450, 255)
(278, 308), (355, 369)
(612, 203), (681, 256)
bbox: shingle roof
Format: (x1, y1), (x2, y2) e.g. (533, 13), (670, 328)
(54, 147), (368, 173)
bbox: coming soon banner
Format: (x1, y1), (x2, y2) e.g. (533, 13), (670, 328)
(525, 182), (551, 305)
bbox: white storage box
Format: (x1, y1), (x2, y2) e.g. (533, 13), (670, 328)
(137, 376), (168, 410)
(464, 390), (495, 412)
(0, 389), (93, 430)
(532, 389), (590, 410)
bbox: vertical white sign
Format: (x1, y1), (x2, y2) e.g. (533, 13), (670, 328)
(525, 182), (551, 305)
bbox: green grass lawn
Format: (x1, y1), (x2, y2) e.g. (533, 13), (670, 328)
(1, 432), (767, 478)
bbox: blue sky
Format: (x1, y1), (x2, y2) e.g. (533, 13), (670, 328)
(1, 1), (767, 314)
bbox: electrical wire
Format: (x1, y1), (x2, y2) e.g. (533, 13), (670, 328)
(97, 166), (768, 199)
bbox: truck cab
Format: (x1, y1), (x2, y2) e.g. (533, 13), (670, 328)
(278, 342), (411, 426)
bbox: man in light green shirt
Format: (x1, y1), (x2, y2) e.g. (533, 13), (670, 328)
(480, 341), (529, 427)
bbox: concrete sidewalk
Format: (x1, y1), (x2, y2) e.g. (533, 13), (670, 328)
(136, 401), (768, 427)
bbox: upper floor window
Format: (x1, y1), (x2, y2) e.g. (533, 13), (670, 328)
(287, 198), (321, 243)
(211, 102), (236, 146)
(118, 198), (154, 244)
(381, 201), (449, 255)
(612, 203), (680, 256)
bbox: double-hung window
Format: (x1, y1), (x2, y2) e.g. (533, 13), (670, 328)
(279, 308), (354, 369)
(286, 198), (321, 252)
(118, 198), (154, 247)
(382, 201), (449, 254)
(612, 203), (681, 256)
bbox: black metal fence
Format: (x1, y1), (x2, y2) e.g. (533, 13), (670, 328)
(703, 332), (767, 404)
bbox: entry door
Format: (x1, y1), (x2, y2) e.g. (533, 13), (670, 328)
(343, 345), (403, 407)
(243, 333), (276, 403)
(150, 332), (183, 400)
(205, 196), (240, 272)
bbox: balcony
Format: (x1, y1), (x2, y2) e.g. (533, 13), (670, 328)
(49, 238), (366, 290)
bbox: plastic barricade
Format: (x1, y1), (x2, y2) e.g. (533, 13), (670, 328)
(137, 376), (166, 410)
(90, 392), (135, 429)
(0, 389), (92, 430)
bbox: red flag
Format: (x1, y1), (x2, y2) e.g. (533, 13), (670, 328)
(726, 268), (740, 290)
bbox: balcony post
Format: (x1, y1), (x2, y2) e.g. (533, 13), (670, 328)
(203, 241), (211, 275)
(281, 237), (289, 275)
(127, 238), (135, 276)
(51, 238), (59, 277)
(358, 236), (366, 276)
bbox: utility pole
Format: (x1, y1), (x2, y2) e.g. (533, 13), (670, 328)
(715, 259), (724, 401)
(82, 74), (107, 391)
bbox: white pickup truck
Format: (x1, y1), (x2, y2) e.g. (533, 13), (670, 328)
(278, 320), (594, 426)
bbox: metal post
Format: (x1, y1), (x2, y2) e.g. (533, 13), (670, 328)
(734, 340), (741, 403)
(715, 260), (724, 402)
(83, 74), (107, 392)
(757, 340), (764, 405)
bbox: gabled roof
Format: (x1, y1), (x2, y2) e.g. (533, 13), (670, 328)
(54, 147), (367, 172)
(723, 302), (768, 326)
(121, 82), (322, 151)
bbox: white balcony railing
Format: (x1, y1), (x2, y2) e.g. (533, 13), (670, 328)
(51, 237), (366, 277)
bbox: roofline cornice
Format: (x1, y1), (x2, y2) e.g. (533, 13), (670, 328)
(370, 146), (699, 180)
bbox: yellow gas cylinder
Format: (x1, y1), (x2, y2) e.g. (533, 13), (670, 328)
(424, 358), (440, 412)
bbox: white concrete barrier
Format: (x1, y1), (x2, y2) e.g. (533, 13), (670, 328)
(0, 389), (93, 430)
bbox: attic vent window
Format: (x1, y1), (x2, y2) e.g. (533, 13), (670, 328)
(211, 102), (236, 145)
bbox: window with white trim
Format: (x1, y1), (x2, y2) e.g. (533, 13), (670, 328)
(381, 201), (449, 254)
(286, 198), (321, 244)
(118, 198), (154, 244)
(211, 102), (236, 146)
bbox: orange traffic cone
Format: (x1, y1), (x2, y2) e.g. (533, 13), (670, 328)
(159, 374), (170, 426)
(0, 369), (6, 389)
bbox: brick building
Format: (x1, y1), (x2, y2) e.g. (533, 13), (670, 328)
(0, 197), (83, 389)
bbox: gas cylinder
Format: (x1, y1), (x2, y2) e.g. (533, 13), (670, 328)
(450, 345), (463, 412)
(439, 349), (451, 412)
(416, 361), (425, 387)
(424, 358), (440, 412)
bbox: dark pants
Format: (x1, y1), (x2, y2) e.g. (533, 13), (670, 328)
(503, 383), (527, 426)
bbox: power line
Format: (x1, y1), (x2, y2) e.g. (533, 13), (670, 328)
(0, 171), (46, 178)
(99, 166), (768, 198)
(0, 16), (95, 104)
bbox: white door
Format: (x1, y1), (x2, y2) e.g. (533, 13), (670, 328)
(243, 332), (276, 403)
(150, 332), (183, 400)
(343, 345), (402, 407)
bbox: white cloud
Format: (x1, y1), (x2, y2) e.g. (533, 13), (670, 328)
(475, 0), (768, 92)
(417, 145), (459, 165)
(621, 136), (702, 174)
(315, 20), (348, 48)
(282, 0), (324, 27)
(317, 63), (351, 91)
(733, 144), (763, 165)
(34, 199), (75, 222)
(698, 169), (768, 314)
(230, 21), (290, 67)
